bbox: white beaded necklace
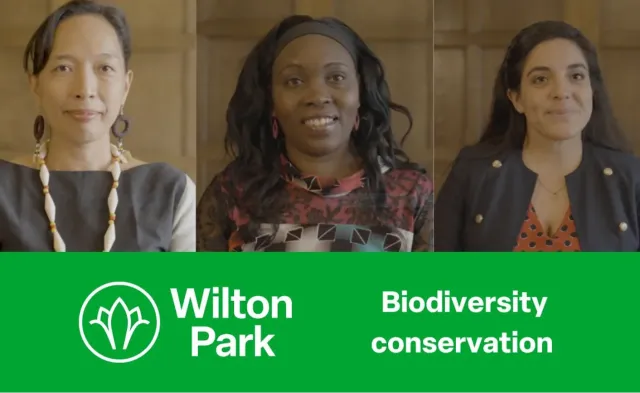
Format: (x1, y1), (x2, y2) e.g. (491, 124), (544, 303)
(33, 141), (126, 252)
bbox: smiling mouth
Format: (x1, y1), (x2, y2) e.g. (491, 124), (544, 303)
(302, 116), (339, 129)
(66, 110), (100, 122)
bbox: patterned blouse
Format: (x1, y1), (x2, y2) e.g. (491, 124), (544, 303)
(196, 157), (434, 252)
(513, 203), (581, 251)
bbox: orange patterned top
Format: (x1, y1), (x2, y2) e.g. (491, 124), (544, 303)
(513, 203), (581, 252)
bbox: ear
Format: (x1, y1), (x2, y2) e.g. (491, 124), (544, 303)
(507, 88), (524, 114)
(28, 74), (42, 109)
(121, 69), (134, 107)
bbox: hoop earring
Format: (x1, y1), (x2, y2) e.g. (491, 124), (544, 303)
(34, 115), (44, 142)
(272, 117), (279, 139)
(111, 110), (130, 153)
(33, 115), (45, 161)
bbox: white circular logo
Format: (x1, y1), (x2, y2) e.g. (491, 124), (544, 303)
(78, 282), (161, 364)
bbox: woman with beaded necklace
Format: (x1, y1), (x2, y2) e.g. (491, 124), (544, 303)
(0, 0), (196, 252)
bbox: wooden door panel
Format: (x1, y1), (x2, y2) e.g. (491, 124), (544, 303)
(603, 0), (638, 31)
(601, 1), (640, 154)
(337, 0), (429, 23)
(602, 50), (640, 150)
(433, 49), (465, 160)
(98, 0), (186, 31)
(0, 53), (35, 156)
(197, 39), (256, 191)
(0, 0), (47, 30)
(476, 0), (563, 31)
(202, 0), (294, 20)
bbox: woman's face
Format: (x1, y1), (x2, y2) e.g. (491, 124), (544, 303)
(508, 38), (592, 143)
(30, 14), (133, 145)
(271, 34), (360, 157)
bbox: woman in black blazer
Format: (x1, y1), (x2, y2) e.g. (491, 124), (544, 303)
(435, 20), (640, 252)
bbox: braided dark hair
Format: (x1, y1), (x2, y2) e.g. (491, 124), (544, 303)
(479, 20), (630, 153)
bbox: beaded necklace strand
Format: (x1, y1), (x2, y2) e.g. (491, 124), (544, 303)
(33, 142), (125, 252)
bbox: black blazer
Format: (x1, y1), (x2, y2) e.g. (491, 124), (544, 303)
(435, 142), (640, 251)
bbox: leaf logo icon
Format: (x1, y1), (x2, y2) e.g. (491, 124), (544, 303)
(89, 297), (150, 350)
(79, 282), (160, 364)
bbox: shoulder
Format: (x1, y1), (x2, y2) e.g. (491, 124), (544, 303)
(0, 157), (32, 190)
(127, 162), (186, 183)
(445, 142), (510, 178)
(125, 162), (194, 201)
(384, 167), (434, 198)
(589, 144), (640, 170)
(201, 164), (234, 195)
(453, 142), (507, 163)
(197, 164), (239, 212)
(2, 154), (35, 169)
(587, 145), (640, 188)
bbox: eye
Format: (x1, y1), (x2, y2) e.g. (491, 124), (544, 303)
(532, 75), (547, 84)
(286, 77), (303, 87)
(328, 73), (346, 82)
(572, 72), (585, 80)
(100, 65), (115, 73)
(54, 65), (71, 72)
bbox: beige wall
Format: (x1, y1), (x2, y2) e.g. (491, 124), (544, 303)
(0, 0), (197, 181)
(197, 0), (434, 196)
(434, 0), (640, 191)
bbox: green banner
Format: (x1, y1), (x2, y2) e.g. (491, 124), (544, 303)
(0, 253), (638, 392)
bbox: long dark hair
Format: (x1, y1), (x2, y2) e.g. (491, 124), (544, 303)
(220, 15), (423, 237)
(480, 20), (630, 153)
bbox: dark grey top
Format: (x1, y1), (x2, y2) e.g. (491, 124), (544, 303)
(435, 142), (640, 251)
(0, 160), (191, 252)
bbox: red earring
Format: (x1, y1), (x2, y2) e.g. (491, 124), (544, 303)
(272, 117), (279, 138)
(354, 114), (360, 132)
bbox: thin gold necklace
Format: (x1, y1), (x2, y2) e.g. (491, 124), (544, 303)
(537, 178), (565, 196)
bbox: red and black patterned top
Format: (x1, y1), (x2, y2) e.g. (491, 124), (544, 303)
(196, 157), (434, 252)
(513, 203), (581, 251)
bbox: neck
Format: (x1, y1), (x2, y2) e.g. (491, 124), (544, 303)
(285, 144), (361, 179)
(45, 136), (113, 171)
(522, 131), (583, 175)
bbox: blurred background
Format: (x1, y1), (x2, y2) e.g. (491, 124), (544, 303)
(434, 0), (640, 191)
(196, 0), (434, 196)
(0, 0), (197, 181)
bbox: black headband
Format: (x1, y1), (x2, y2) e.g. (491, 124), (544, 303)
(274, 21), (358, 65)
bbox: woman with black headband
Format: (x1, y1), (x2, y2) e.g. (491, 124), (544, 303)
(435, 21), (640, 251)
(196, 15), (433, 252)
(0, 0), (196, 251)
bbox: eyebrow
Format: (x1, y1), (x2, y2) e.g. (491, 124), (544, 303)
(50, 52), (120, 61)
(526, 63), (587, 76)
(277, 61), (350, 75)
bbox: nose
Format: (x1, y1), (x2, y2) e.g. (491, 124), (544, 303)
(551, 79), (571, 100)
(303, 79), (332, 107)
(73, 66), (97, 99)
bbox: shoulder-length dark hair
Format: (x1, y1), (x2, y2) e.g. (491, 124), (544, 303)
(479, 20), (631, 153)
(221, 14), (423, 230)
